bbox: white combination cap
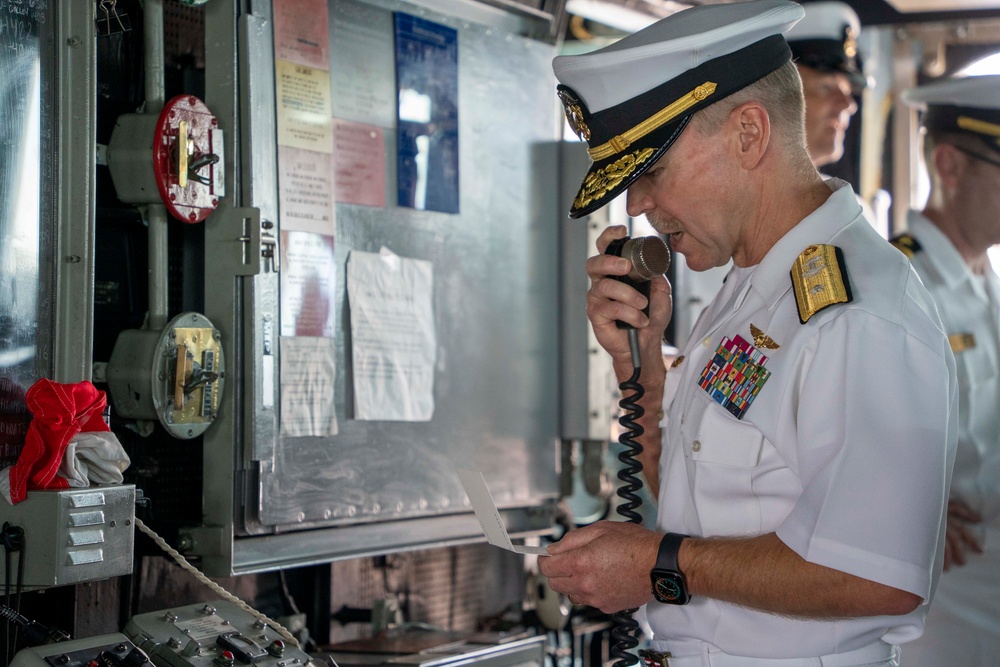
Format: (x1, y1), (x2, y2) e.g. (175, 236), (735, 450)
(902, 75), (1000, 154)
(786, 1), (860, 42)
(552, 0), (804, 218)
(785, 1), (866, 90)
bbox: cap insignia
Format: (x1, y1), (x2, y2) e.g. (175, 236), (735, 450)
(889, 233), (922, 259)
(949, 332), (977, 353)
(749, 324), (780, 350)
(957, 115), (1000, 140)
(843, 25), (857, 59)
(790, 244), (853, 324)
(558, 89), (591, 142)
(587, 82), (717, 161)
(572, 147), (656, 212)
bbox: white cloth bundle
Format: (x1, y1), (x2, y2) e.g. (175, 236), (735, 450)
(57, 431), (130, 488)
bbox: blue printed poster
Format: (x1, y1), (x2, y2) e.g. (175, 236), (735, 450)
(393, 13), (459, 214)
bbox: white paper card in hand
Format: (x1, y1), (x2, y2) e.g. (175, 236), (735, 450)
(457, 469), (548, 555)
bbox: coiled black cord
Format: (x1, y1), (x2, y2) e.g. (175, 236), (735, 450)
(615, 364), (645, 525)
(610, 329), (646, 667)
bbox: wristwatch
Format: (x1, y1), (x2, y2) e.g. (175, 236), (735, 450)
(650, 532), (690, 605)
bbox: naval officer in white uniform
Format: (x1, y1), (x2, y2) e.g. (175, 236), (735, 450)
(539, 1), (957, 664)
(895, 74), (1000, 667)
(784, 1), (866, 170)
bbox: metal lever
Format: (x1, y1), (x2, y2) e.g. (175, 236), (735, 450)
(261, 220), (279, 273)
(187, 153), (220, 185)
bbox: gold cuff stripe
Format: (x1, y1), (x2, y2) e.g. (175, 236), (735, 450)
(587, 82), (717, 161)
(957, 115), (1000, 139)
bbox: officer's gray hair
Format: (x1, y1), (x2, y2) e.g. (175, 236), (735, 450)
(690, 60), (808, 157)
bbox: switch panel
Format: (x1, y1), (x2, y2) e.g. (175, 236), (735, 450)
(0, 486), (135, 591)
(124, 600), (320, 667)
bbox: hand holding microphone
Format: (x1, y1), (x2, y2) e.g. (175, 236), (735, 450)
(602, 235), (671, 369)
(604, 235), (671, 328)
(585, 228), (672, 372)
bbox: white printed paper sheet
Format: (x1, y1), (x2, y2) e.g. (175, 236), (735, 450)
(347, 248), (435, 421)
(457, 469), (549, 555)
(279, 336), (338, 438)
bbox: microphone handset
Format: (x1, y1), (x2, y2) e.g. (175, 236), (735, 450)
(604, 235), (671, 330)
(600, 235), (670, 667)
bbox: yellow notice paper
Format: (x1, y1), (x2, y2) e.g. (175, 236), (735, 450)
(276, 59), (333, 152)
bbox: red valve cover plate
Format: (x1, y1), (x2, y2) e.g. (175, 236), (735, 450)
(152, 95), (222, 224)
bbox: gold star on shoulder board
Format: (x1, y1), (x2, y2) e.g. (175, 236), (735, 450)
(750, 324), (780, 350)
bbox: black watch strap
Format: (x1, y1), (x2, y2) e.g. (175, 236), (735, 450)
(655, 532), (689, 572)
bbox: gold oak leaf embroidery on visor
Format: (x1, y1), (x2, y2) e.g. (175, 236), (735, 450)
(573, 147), (656, 211)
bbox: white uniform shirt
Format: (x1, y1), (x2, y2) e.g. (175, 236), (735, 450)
(645, 180), (957, 659)
(898, 210), (1000, 667)
(901, 211), (1000, 527)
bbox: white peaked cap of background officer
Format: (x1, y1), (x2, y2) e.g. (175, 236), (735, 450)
(902, 74), (1000, 154)
(784, 1), (866, 90)
(901, 74), (1000, 111)
(785, 1), (860, 42)
(552, 0), (804, 218)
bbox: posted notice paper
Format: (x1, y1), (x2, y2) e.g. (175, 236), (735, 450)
(280, 336), (338, 438)
(347, 248), (436, 421)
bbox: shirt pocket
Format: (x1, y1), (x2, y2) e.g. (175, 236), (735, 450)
(688, 401), (765, 535)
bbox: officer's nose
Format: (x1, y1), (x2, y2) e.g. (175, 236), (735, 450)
(837, 85), (858, 117)
(843, 90), (858, 117)
(626, 182), (654, 218)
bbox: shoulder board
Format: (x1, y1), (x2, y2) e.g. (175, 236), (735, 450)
(790, 244), (854, 324)
(889, 233), (922, 259)
(949, 332), (977, 353)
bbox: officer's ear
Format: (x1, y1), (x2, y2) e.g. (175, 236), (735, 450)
(731, 101), (770, 170)
(932, 143), (964, 193)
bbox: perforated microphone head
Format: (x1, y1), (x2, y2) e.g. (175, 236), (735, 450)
(622, 236), (671, 281)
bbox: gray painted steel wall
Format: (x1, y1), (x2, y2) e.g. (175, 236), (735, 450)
(253, 0), (562, 530)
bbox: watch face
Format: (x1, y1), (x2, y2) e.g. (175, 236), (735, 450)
(652, 571), (690, 605)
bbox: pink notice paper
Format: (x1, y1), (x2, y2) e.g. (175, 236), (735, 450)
(278, 146), (335, 236)
(273, 0), (330, 70)
(333, 119), (386, 208)
(280, 231), (336, 338)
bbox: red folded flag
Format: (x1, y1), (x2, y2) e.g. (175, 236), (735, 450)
(7, 379), (111, 504)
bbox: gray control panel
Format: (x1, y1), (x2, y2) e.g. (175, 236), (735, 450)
(123, 600), (320, 667)
(10, 634), (152, 667)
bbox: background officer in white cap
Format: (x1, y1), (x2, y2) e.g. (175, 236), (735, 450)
(785, 1), (866, 169)
(539, 1), (956, 664)
(894, 74), (1000, 667)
